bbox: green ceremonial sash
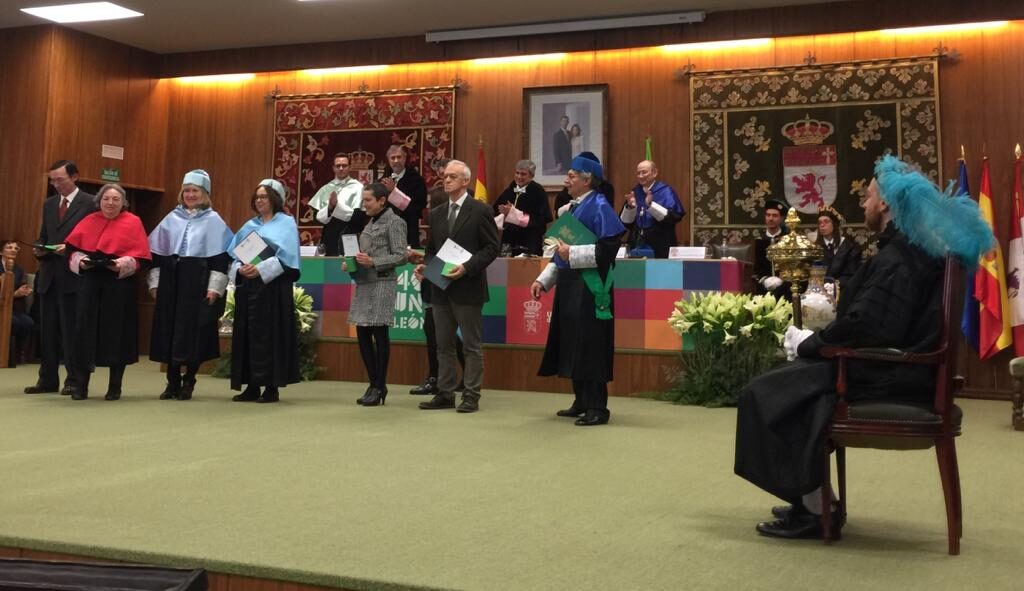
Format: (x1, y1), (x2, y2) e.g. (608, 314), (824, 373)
(544, 214), (614, 320)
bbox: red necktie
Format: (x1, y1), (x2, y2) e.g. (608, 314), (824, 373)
(58, 197), (68, 221)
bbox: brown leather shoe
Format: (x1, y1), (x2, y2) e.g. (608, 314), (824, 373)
(419, 394), (456, 410)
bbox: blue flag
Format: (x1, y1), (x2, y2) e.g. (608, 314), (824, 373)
(958, 159), (980, 351)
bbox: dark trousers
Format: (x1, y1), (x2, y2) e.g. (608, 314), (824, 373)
(423, 305), (464, 379)
(8, 312), (32, 366)
(38, 289), (78, 388)
(572, 379), (609, 415)
(356, 325), (390, 390)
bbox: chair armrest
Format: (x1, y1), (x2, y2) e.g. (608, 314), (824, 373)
(819, 346), (944, 365)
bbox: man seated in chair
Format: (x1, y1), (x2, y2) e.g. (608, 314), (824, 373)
(733, 154), (994, 540)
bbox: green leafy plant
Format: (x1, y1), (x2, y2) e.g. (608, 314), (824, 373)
(212, 285), (323, 381)
(663, 292), (792, 407)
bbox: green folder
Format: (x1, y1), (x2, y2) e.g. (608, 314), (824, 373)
(544, 212), (596, 246)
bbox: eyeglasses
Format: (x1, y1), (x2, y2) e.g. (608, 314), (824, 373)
(254, 195), (270, 201)
(442, 173), (463, 180)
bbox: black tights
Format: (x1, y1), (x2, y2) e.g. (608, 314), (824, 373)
(167, 362), (199, 388)
(77, 364), (125, 393)
(357, 325), (390, 390)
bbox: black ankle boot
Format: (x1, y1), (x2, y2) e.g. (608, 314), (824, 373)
(178, 378), (196, 401)
(361, 387), (387, 407)
(257, 387), (279, 403)
(232, 385), (260, 402)
(356, 385), (374, 405)
(159, 383), (179, 400)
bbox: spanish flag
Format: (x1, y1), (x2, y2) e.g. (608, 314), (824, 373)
(474, 142), (488, 203)
(975, 157), (1013, 359)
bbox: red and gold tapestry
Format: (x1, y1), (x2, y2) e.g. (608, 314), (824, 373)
(272, 87), (457, 244)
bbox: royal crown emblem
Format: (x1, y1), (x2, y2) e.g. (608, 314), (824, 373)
(348, 148), (375, 170)
(782, 115), (834, 146)
(523, 299), (543, 314)
(781, 115), (837, 213)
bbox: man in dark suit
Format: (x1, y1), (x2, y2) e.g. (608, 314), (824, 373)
(493, 159), (552, 256)
(25, 160), (95, 394)
(414, 160), (499, 413)
(381, 144), (427, 249)
(552, 115), (572, 173)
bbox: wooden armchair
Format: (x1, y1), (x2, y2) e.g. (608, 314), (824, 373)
(818, 256), (962, 554)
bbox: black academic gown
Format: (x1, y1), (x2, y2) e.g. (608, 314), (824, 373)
(230, 265), (301, 390)
(493, 181), (553, 256)
(150, 253), (232, 366)
(753, 228), (790, 298)
(820, 236), (863, 285)
(394, 167), (427, 249)
(734, 225), (942, 501)
(74, 266), (140, 368)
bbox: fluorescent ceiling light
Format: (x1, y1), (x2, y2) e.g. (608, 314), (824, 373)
(472, 53), (567, 65)
(427, 11), (704, 43)
(879, 21), (1008, 35)
(661, 38), (772, 52)
(302, 65), (389, 75)
(21, 2), (143, 24)
(173, 73), (255, 84)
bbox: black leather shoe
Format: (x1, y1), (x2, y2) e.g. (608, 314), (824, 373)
(232, 385), (260, 402)
(456, 396), (479, 413)
(556, 406), (586, 418)
(24, 384), (59, 394)
(257, 387), (279, 403)
(356, 385), (374, 405)
(69, 389), (89, 401)
(419, 394), (455, 410)
(756, 509), (843, 540)
(159, 384), (179, 400)
(104, 389), (122, 401)
(772, 503), (845, 526)
(177, 379), (196, 401)
(60, 385), (75, 396)
(574, 410), (610, 426)
(409, 377), (437, 395)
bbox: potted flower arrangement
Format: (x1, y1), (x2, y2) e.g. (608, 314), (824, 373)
(665, 292), (792, 407)
(212, 285), (322, 381)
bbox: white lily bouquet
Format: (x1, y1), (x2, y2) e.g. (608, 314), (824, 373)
(666, 292), (792, 407)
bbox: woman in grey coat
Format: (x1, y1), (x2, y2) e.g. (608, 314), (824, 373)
(342, 183), (408, 406)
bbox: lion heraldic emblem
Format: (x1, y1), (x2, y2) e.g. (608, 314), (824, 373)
(782, 115), (838, 213)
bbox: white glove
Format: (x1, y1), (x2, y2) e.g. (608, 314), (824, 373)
(783, 325), (815, 361)
(763, 276), (784, 291)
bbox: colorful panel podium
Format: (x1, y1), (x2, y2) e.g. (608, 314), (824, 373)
(298, 257), (747, 351)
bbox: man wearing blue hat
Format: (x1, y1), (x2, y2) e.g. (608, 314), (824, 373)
(734, 155), (994, 540)
(531, 155), (626, 426)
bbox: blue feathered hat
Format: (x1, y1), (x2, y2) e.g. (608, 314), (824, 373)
(874, 155), (994, 268)
(570, 155), (603, 180)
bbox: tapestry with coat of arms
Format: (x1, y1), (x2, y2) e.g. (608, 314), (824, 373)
(272, 88), (456, 245)
(689, 57), (941, 250)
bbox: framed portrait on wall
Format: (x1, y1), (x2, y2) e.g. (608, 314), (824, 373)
(523, 84), (608, 188)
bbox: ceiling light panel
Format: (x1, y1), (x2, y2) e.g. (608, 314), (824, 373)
(21, 2), (143, 24)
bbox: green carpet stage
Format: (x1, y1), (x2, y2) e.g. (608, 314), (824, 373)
(0, 362), (1021, 590)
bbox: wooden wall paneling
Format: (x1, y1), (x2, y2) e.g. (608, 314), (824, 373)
(0, 27), (53, 254)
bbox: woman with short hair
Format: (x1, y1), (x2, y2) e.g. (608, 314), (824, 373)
(64, 184), (151, 400)
(344, 183), (407, 406)
(227, 179), (301, 403)
(148, 170), (234, 400)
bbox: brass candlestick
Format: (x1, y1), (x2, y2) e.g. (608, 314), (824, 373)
(766, 208), (823, 329)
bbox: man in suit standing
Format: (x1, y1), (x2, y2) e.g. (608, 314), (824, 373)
(381, 145), (427, 249)
(25, 160), (95, 394)
(552, 115), (572, 174)
(414, 160), (499, 413)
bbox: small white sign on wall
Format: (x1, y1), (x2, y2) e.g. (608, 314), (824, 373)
(101, 144), (124, 160)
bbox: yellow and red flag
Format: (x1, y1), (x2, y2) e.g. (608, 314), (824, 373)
(474, 142), (488, 203)
(1008, 145), (1024, 355)
(975, 157), (1013, 359)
